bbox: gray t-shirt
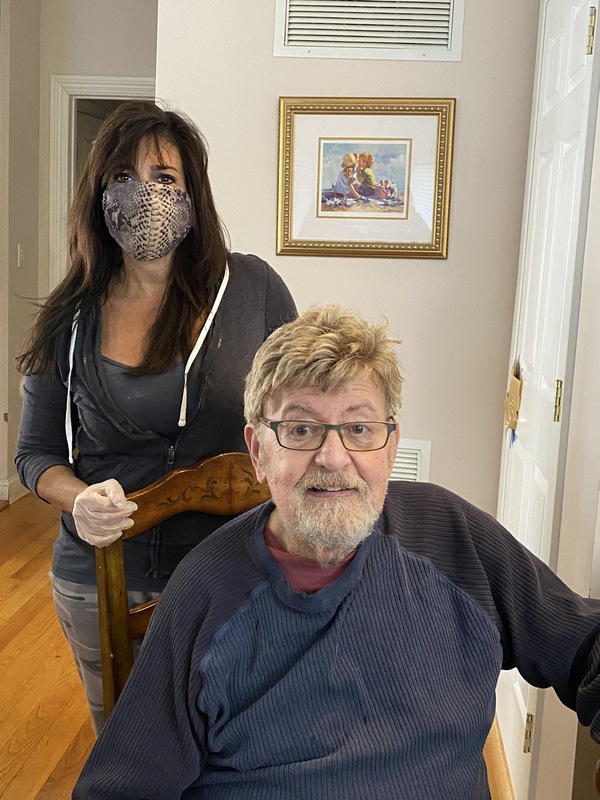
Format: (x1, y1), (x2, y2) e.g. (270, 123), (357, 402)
(101, 356), (193, 443)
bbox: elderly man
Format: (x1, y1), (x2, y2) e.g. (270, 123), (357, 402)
(74, 306), (600, 799)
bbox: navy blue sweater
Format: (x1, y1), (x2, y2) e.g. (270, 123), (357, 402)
(73, 482), (600, 799)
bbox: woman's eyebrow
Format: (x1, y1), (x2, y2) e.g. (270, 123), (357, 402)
(150, 162), (179, 172)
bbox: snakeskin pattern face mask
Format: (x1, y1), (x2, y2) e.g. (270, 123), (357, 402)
(102, 180), (193, 261)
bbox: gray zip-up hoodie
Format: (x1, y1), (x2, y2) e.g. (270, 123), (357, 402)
(15, 253), (296, 591)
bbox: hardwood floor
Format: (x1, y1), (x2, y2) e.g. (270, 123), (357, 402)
(0, 494), (94, 800)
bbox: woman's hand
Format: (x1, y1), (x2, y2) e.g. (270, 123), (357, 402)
(72, 479), (138, 547)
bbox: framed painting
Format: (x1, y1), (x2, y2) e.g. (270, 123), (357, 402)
(277, 97), (455, 258)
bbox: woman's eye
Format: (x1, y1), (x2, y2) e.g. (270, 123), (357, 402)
(115, 172), (132, 183)
(157, 174), (176, 184)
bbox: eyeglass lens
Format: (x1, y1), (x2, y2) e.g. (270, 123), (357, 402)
(274, 421), (392, 451)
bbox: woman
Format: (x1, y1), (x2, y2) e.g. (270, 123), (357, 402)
(15, 100), (296, 733)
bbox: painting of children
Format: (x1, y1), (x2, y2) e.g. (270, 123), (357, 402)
(319, 139), (410, 218)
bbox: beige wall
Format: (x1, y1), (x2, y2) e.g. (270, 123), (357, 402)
(38, 0), (158, 296)
(155, 0), (541, 512)
(0, 0), (41, 502)
(0, 0), (157, 500)
(0, 2), (8, 498)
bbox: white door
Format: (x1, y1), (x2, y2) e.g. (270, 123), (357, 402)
(496, 0), (599, 797)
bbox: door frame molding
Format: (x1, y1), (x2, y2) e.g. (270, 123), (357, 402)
(48, 75), (155, 290)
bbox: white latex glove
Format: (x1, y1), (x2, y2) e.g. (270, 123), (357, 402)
(72, 479), (138, 547)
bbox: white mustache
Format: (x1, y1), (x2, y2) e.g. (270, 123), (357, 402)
(296, 471), (367, 493)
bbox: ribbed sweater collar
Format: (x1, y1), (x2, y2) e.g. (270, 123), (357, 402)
(248, 500), (382, 613)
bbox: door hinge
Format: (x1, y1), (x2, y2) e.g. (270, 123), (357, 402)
(588, 7), (597, 55)
(523, 712), (535, 753)
(554, 379), (564, 422)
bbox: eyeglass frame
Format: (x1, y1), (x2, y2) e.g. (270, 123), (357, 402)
(259, 418), (398, 452)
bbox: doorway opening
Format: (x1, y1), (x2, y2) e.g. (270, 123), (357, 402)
(74, 98), (123, 184)
(48, 75), (155, 290)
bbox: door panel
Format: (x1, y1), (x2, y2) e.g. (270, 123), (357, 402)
(496, 0), (598, 797)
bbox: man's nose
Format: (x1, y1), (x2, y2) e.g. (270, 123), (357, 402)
(314, 429), (352, 469)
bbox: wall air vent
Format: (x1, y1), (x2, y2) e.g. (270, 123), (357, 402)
(274, 0), (464, 61)
(391, 439), (431, 482)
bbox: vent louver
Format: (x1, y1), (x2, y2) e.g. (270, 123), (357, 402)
(390, 439), (431, 482)
(275, 0), (463, 60)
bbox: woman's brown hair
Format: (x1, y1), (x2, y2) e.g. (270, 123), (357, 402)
(17, 100), (229, 375)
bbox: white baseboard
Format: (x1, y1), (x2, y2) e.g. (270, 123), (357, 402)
(0, 475), (29, 504)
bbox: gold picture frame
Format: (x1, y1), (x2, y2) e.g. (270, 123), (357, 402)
(277, 97), (455, 258)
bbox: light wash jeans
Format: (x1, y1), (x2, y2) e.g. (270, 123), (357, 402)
(51, 575), (161, 735)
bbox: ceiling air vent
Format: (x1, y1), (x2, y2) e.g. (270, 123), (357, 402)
(274, 0), (464, 61)
(390, 439), (431, 482)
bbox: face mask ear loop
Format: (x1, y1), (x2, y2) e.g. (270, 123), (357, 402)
(178, 263), (230, 427)
(65, 307), (81, 465)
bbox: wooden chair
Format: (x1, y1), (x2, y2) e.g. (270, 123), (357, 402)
(95, 451), (270, 720)
(483, 716), (515, 800)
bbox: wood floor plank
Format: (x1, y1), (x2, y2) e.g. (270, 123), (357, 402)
(0, 523), (53, 569)
(34, 718), (94, 800)
(0, 528), (54, 583)
(1, 687), (92, 800)
(12, 544), (56, 582)
(0, 574), (53, 627)
(0, 587), (51, 653)
(0, 494), (92, 800)
(0, 495), (58, 546)
(0, 558), (55, 625)
(0, 630), (76, 787)
(0, 603), (73, 729)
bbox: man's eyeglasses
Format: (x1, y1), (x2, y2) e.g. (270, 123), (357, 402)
(259, 419), (397, 452)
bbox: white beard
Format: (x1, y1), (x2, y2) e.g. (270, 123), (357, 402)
(286, 470), (380, 558)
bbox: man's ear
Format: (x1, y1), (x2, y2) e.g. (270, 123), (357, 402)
(244, 423), (268, 484)
(386, 418), (400, 474)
